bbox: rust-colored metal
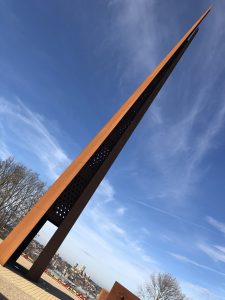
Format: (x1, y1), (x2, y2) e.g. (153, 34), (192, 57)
(106, 282), (140, 300)
(106, 282), (139, 300)
(97, 288), (109, 300)
(0, 6), (211, 281)
(97, 282), (140, 300)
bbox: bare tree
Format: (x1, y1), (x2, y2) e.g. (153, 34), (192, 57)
(0, 157), (46, 232)
(138, 273), (187, 300)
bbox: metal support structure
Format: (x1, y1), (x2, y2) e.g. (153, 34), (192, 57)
(0, 7), (211, 281)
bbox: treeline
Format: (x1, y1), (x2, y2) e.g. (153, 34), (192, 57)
(0, 157), (46, 233)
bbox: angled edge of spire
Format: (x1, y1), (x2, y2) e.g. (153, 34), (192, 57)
(191, 5), (212, 31)
(161, 6), (212, 67)
(186, 5), (211, 42)
(131, 6), (212, 99)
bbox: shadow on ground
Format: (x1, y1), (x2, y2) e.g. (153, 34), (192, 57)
(0, 293), (8, 300)
(6, 262), (74, 300)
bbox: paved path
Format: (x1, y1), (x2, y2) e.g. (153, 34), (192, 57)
(0, 264), (58, 300)
(0, 239), (80, 300)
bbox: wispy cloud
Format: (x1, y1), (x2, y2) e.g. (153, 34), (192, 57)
(170, 252), (225, 277)
(106, 1), (225, 210)
(117, 2), (225, 205)
(181, 281), (225, 300)
(36, 176), (158, 291)
(198, 243), (225, 263)
(108, 0), (158, 83)
(67, 220), (156, 291)
(88, 193), (156, 265)
(0, 95), (156, 291)
(116, 206), (127, 216)
(0, 139), (10, 159)
(95, 178), (115, 203)
(0, 97), (71, 179)
(104, 2), (225, 215)
(147, 82), (225, 203)
(136, 200), (211, 233)
(107, 0), (164, 126)
(207, 216), (225, 235)
(101, 220), (126, 237)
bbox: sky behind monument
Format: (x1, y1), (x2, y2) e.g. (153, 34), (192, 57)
(0, 0), (225, 299)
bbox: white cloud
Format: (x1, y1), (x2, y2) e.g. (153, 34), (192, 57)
(0, 97), (71, 179)
(88, 194), (156, 265)
(136, 200), (211, 233)
(129, 2), (225, 205)
(198, 243), (225, 264)
(101, 221), (126, 237)
(116, 206), (127, 216)
(169, 252), (225, 277)
(2, 93), (156, 292)
(206, 216), (225, 235)
(100, 2), (225, 214)
(215, 246), (225, 254)
(95, 178), (115, 203)
(182, 281), (224, 300)
(37, 175), (158, 291)
(57, 216), (158, 292)
(105, 1), (225, 208)
(147, 82), (225, 203)
(108, 0), (158, 83)
(0, 140), (10, 159)
(65, 222), (155, 292)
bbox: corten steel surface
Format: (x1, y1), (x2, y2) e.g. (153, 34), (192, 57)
(97, 288), (109, 300)
(105, 282), (140, 300)
(97, 282), (139, 300)
(0, 7), (211, 281)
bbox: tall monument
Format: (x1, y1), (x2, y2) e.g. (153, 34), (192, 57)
(0, 7), (211, 281)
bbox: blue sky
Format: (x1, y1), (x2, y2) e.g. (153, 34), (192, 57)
(0, 0), (225, 299)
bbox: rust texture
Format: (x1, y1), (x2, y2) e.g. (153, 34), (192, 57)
(97, 288), (109, 300)
(97, 282), (140, 300)
(106, 282), (140, 300)
(0, 7), (211, 281)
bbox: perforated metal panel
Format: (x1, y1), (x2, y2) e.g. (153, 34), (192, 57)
(46, 22), (199, 227)
(47, 174), (87, 225)
(47, 91), (149, 226)
(46, 40), (190, 227)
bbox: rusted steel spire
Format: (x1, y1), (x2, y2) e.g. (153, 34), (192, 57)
(0, 6), (211, 281)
